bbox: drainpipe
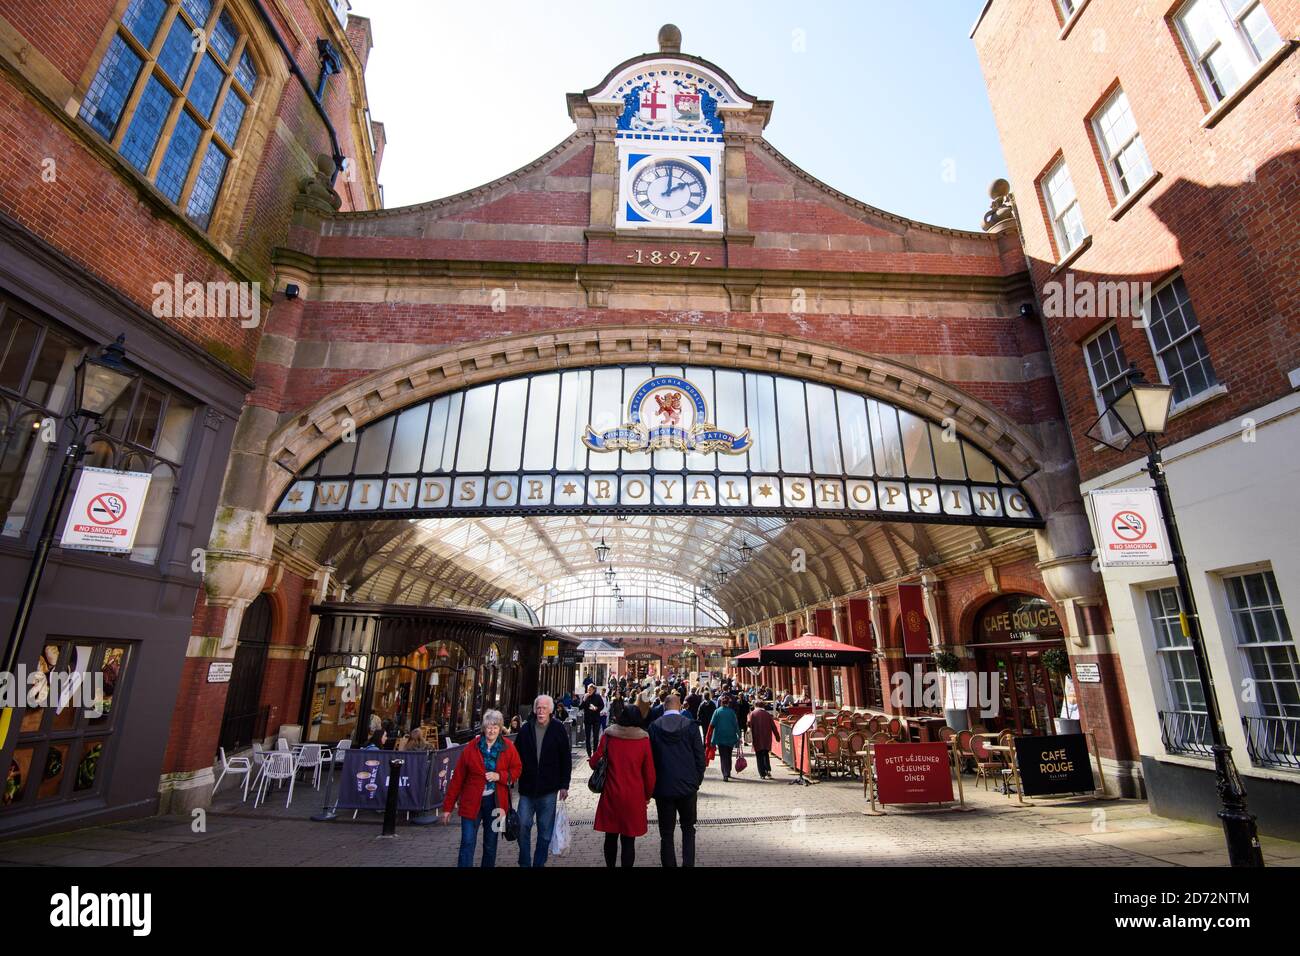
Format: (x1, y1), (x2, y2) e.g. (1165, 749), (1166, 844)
(251, 0), (346, 185)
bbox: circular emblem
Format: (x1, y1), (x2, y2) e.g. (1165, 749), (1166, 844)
(906, 610), (924, 632)
(1111, 510), (1146, 541)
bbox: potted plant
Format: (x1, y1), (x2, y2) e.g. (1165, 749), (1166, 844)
(1041, 648), (1081, 734)
(933, 650), (969, 731)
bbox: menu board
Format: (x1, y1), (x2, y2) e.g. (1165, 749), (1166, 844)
(1013, 733), (1095, 796)
(873, 742), (954, 805)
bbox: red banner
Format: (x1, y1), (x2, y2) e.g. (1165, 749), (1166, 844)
(774, 622), (787, 643)
(873, 742), (954, 805)
(847, 598), (875, 651)
(897, 583), (930, 657)
(815, 608), (835, 641)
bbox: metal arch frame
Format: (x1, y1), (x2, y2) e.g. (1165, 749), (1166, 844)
(270, 364), (1044, 528)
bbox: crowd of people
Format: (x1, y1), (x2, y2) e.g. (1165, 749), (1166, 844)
(443, 672), (792, 867)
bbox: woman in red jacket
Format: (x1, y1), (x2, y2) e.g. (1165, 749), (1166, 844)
(442, 709), (520, 867)
(589, 707), (656, 867)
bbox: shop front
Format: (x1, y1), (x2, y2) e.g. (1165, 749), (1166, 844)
(303, 603), (576, 746)
(972, 594), (1066, 736)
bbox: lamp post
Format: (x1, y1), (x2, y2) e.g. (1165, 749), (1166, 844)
(0, 336), (137, 746)
(1086, 364), (1263, 867)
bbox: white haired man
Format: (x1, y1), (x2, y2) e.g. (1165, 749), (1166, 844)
(515, 694), (571, 867)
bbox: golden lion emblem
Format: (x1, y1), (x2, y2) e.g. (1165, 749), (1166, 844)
(654, 390), (683, 426)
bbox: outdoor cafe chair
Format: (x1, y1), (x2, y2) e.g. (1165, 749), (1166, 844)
(954, 730), (974, 773)
(276, 737), (291, 751)
(970, 735), (1005, 791)
(250, 742), (269, 791)
(887, 716), (902, 739)
(333, 739), (351, 764)
(823, 734), (845, 777)
(296, 743), (324, 789)
(846, 731), (867, 777)
(254, 751), (297, 808)
(214, 747), (252, 801)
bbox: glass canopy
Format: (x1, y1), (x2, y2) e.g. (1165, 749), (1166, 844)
(273, 365), (1040, 527)
(534, 567), (729, 636)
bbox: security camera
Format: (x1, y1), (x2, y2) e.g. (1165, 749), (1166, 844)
(285, 283), (300, 299)
(1019, 303), (1035, 319)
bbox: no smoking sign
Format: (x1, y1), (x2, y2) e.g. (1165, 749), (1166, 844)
(1090, 488), (1171, 568)
(61, 467), (152, 554)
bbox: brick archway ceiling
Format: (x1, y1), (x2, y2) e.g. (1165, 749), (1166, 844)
(277, 511), (1033, 629)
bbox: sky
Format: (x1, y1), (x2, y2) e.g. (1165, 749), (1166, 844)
(355, 0), (1005, 230)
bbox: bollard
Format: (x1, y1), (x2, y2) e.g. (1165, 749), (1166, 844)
(380, 757), (404, 838)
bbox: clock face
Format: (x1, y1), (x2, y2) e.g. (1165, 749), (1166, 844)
(630, 160), (707, 222)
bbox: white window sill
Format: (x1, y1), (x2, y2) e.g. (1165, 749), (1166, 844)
(1168, 383), (1229, 420)
(1049, 234), (1093, 275)
(1109, 171), (1163, 222)
(1057, 0), (1092, 41)
(1200, 40), (1296, 130)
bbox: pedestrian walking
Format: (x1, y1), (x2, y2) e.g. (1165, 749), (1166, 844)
(748, 701), (777, 779)
(648, 693), (705, 867)
(515, 694), (571, 867)
(582, 684), (605, 756)
(708, 696), (741, 781)
(441, 710), (520, 868)
(734, 692), (751, 745)
(697, 692), (716, 741)
(590, 707), (656, 867)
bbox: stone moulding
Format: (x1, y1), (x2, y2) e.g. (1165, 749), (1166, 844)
(260, 325), (1049, 514)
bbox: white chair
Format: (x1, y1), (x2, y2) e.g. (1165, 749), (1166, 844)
(254, 751), (297, 808)
(296, 744), (324, 789)
(278, 723), (303, 746)
(333, 739), (351, 764)
(214, 747), (252, 801)
(276, 737), (291, 751)
(250, 742), (269, 793)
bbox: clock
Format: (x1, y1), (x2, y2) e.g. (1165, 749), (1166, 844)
(630, 159), (708, 223)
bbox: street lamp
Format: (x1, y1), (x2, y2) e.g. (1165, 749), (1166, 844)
(1, 336), (138, 746)
(1086, 364), (1263, 867)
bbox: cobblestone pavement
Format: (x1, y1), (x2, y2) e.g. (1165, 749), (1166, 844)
(3, 742), (1298, 867)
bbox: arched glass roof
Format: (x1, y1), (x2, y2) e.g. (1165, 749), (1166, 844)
(534, 567), (729, 636)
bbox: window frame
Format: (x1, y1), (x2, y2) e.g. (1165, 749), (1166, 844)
(1140, 274), (1218, 407)
(1041, 158), (1087, 260)
(1173, 0), (1285, 105)
(1224, 569), (1297, 721)
(76, 0), (263, 233)
(1090, 87), (1155, 202)
(1082, 324), (1130, 440)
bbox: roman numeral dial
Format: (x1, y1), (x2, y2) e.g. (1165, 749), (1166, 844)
(631, 159), (707, 222)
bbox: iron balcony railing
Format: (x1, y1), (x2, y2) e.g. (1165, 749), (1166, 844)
(1242, 715), (1300, 771)
(1158, 709), (1215, 758)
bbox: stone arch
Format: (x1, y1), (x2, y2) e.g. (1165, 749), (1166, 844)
(955, 585), (1065, 650)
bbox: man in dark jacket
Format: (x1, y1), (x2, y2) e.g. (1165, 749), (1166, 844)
(696, 692), (716, 741)
(734, 693), (751, 745)
(748, 701), (778, 779)
(515, 695), (572, 867)
(648, 694), (706, 867)
(581, 685), (605, 757)
(683, 687), (702, 720)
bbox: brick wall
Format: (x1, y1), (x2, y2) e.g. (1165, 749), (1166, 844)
(973, 0), (1300, 481)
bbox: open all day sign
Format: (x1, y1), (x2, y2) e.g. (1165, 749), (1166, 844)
(60, 467), (152, 554)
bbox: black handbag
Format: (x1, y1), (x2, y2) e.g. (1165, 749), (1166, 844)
(503, 784), (520, 842)
(588, 743), (608, 794)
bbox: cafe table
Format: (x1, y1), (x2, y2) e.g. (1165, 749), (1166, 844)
(983, 743), (1019, 796)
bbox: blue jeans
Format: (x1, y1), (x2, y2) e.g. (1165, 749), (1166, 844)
(516, 791), (558, 867)
(458, 798), (499, 868)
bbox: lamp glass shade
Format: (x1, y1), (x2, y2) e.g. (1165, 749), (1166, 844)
(1131, 382), (1174, 435)
(1109, 388), (1145, 439)
(76, 350), (135, 418)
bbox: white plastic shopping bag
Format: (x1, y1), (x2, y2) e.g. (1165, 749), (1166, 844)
(550, 799), (571, 856)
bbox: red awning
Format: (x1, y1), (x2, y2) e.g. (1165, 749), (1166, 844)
(732, 647), (763, 664)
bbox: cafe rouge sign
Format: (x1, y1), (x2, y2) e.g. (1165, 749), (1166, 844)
(272, 370), (1040, 525)
(977, 594), (1062, 644)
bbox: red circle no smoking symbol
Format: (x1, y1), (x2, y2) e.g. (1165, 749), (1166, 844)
(1111, 510), (1146, 541)
(87, 493), (127, 526)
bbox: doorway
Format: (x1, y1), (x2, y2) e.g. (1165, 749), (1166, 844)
(218, 593), (273, 750)
(976, 643), (1065, 736)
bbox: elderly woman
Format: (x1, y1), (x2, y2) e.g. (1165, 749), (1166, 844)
(442, 709), (521, 868)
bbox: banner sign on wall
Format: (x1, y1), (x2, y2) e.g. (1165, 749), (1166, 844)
(814, 608), (834, 642)
(847, 598), (875, 651)
(1089, 487), (1171, 568)
(60, 467), (153, 554)
(1012, 733), (1095, 796)
(897, 584), (930, 657)
(873, 742), (954, 805)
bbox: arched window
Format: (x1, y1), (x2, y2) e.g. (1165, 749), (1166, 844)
(78, 0), (261, 230)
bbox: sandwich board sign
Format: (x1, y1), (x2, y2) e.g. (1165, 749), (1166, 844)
(60, 467), (152, 554)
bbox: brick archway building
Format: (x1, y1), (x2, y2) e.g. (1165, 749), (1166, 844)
(149, 25), (1138, 811)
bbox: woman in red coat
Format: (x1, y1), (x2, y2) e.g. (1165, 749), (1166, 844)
(442, 709), (521, 867)
(589, 707), (656, 867)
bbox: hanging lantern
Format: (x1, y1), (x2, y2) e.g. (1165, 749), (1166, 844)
(714, 567), (727, 586)
(738, 538), (753, 563)
(605, 565), (616, 583)
(594, 536), (611, 563)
